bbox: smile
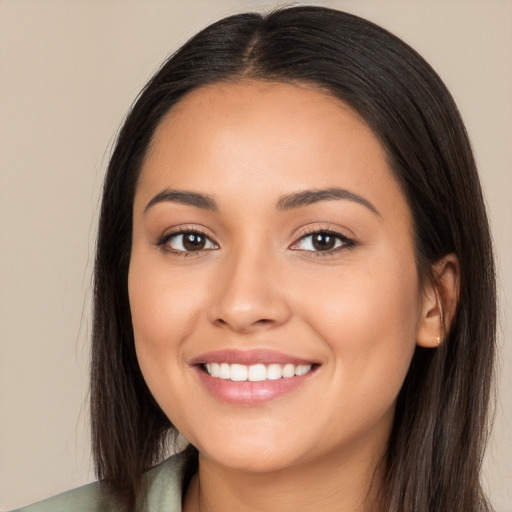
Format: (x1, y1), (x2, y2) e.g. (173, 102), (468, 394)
(192, 350), (319, 404)
(204, 362), (313, 381)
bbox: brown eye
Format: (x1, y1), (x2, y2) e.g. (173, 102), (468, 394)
(183, 233), (206, 251)
(292, 230), (353, 254)
(165, 231), (218, 252)
(311, 233), (337, 251)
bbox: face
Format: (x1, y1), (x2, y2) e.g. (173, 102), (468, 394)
(129, 81), (424, 473)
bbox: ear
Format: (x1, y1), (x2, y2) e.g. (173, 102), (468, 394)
(416, 253), (460, 348)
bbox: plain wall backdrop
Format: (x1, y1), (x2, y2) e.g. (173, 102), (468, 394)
(0, 0), (511, 510)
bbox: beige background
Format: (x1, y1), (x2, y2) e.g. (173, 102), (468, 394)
(0, 0), (510, 510)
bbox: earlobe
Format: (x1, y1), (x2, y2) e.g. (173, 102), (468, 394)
(416, 253), (460, 348)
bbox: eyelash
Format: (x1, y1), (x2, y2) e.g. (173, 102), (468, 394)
(291, 228), (356, 257)
(156, 227), (355, 257)
(156, 226), (218, 257)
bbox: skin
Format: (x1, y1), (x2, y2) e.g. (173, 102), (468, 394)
(128, 81), (452, 512)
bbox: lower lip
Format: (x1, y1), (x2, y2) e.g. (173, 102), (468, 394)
(194, 366), (316, 405)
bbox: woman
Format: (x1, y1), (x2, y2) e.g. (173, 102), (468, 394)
(13, 6), (496, 512)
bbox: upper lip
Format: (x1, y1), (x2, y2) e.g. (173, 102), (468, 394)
(189, 349), (318, 366)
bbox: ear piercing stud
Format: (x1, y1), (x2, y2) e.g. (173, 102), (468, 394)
(436, 334), (441, 346)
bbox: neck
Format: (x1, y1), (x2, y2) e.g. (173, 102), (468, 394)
(183, 440), (387, 512)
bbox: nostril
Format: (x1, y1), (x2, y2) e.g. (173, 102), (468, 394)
(212, 316), (279, 335)
(208, 290), (292, 333)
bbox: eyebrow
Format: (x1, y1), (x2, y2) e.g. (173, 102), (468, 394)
(144, 189), (218, 213)
(144, 186), (379, 216)
(276, 187), (380, 215)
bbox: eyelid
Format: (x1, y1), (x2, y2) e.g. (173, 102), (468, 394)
(289, 226), (356, 254)
(154, 223), (355, 256)
(156, 225), (219, 254)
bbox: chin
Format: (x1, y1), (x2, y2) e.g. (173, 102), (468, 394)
(190, 427), (305, 474)
(205, 446), (299, 474)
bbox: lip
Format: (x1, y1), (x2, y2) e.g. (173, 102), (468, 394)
(190, 349), (319, 405)
(189, 349), (317, 366)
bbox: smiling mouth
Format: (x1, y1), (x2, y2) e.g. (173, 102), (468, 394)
(202, 362), (315, 382)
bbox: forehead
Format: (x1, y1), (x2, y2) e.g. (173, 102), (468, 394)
(149, 80), (371, 158)
(137, 80), (410, 224)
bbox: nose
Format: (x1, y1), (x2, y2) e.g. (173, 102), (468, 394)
(207, 247), (291, 334)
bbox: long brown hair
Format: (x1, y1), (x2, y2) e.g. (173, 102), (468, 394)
(91, 6), (496, 511)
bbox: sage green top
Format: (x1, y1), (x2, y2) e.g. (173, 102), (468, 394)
(10, 451), (187, 512)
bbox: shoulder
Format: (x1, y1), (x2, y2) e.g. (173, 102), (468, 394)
(8, 481), (109, 512)
(9, 451), (187, 512)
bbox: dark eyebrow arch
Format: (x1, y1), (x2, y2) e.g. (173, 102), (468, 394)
(276, 187), (380, 215)
(144, 189), (218, 213)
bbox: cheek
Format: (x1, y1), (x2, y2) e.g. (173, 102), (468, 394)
(127, 256), (212, 435)
(127, 252), (206, 385)
(293, 251), (421, 402)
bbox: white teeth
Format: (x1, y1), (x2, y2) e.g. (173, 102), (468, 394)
(248, 364), (267, 381)
(295, 364), (312, 376)
(267, 363), (282, 380)
(230, 364), (248, 382)
(210, 362), (220, 377)
(282, 364), (295, 378)
(204, 362), (313, 381)
(219, 363), (230, 379)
